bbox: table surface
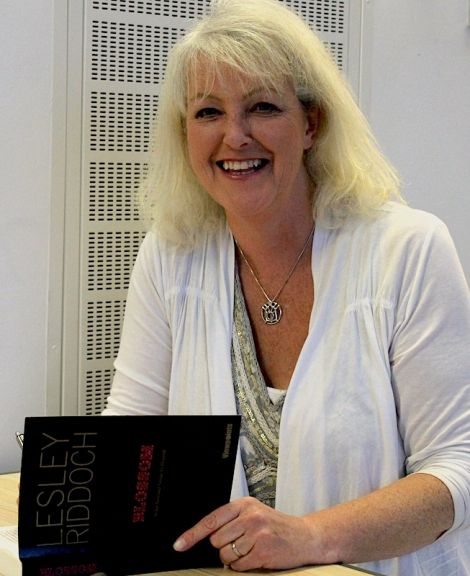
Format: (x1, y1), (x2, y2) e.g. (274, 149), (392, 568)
(0, 472), (19, 527)
(144, 569), (371, 576)
(0, 473), (380, 576)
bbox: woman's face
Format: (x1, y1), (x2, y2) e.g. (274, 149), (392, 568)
(185, 66), (317, 225)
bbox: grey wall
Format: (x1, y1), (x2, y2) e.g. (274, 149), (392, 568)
(363, 0), (470, 281)
(0, 1), (53, 472)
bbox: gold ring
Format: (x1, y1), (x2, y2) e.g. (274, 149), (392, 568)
(231, 541), (243, 558)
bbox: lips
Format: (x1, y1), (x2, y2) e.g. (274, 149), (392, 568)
(216, 158), (269, 173)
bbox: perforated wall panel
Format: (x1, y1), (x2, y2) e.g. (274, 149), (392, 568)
(78, 0), (359, 415)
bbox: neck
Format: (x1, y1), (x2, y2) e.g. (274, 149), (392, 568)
(229, 213), (314, 264)
(227, 177), (315, 260)
(233, 218), (315, 326)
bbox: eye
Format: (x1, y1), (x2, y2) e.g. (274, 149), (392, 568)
(194, 107), (221, 120)
(251, 101), (281, 114)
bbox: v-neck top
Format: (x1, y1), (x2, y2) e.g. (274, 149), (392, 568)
(231, 270), (286, 507)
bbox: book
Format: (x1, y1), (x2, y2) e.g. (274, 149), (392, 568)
(18, 415), (240, 576)
(0, 525), (21, 576)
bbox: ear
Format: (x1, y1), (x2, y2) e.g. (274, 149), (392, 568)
(303, 107), (320, 150)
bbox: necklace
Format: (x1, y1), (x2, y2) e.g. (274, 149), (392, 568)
(235, 224), (315, 325)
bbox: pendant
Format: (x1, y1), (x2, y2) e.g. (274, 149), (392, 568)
(261, 300), (282, 325)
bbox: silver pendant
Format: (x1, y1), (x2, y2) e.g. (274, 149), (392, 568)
(261, 300), (282, 325)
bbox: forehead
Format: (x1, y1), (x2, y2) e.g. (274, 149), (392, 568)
(186, 60), (286, 102)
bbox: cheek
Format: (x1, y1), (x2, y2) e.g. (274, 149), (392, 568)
(256, 119), (306, 151)
(186, 128), (200, 166)
(186, 127), (215, 170)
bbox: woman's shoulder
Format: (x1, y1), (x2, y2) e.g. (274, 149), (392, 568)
(316, 201), (454, 279)
(340, 201), (450, 248)
(315, 202), (461, 304)
(136, 221), (233, 280)
(375, 201), (447, 233)
(142, 220), (231, 254)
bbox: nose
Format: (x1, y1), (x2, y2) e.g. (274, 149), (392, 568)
(222, 114), (252, 149)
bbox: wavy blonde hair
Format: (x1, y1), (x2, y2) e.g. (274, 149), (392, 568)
(140, 0), (402, 245)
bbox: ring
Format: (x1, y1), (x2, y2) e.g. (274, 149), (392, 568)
(231, 541), (243, 558)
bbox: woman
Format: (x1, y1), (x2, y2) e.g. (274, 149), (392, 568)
(103, 0), (470, 574)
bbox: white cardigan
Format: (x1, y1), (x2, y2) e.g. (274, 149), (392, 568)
(104, 202), (470, 576)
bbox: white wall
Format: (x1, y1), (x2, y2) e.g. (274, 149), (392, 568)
(0, 0), (469, 474)
(0, 1), (53, 472)
(363, 0), (470, 280)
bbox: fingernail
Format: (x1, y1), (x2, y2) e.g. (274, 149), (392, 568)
(173, 537), (185, 551)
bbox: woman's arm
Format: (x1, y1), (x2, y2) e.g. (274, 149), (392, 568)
(103, 232), (171, 415)
(306, 472), (453, 564)
(172, 472), (452, 570)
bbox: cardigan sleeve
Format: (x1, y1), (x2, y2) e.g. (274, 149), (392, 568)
(103, 232), (171, 416)
(389, 218), (470, 532)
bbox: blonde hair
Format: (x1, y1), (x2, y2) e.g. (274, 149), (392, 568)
(141, 0), (402, 245)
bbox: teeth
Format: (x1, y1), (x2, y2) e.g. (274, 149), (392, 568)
(222, 159), (263, 171)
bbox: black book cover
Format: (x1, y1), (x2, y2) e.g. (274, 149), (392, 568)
(18, 415), (240, 576)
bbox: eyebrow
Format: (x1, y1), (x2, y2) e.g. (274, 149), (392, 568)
(189, 87), (274, 103)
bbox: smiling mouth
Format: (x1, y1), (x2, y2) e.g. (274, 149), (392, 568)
(216, 159), (269, 173)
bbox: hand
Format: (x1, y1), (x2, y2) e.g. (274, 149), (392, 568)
(173, 496), (321, 571)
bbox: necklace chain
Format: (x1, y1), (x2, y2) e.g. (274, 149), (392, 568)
(235, 224), (315, 325)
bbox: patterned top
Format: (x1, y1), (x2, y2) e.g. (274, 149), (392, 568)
(231, 270), (286, 508)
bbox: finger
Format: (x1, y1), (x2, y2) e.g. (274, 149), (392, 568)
(220, 538), (254, 566)
(173, 501), (241, 552)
